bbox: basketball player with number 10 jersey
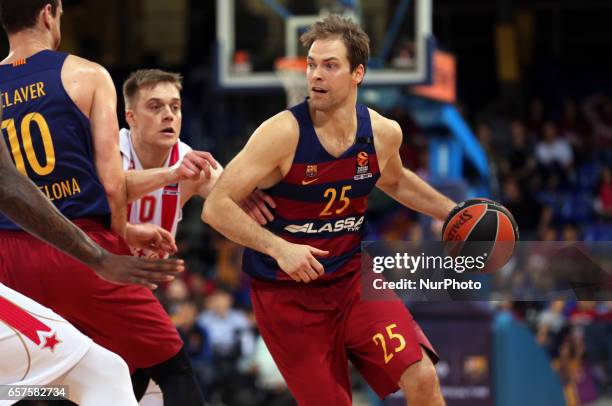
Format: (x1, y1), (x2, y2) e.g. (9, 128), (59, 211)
(0, 1), (206, 405)
(121, 128), (192, 240)
(117, 69), (276, 405)
(0, 39), (183, 378)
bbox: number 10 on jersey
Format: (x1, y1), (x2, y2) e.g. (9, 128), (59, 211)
(1, 113), (56, 177)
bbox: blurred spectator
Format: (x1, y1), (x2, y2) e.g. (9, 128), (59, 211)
(476, 121), (501, 197)
(536, 300), (567, 355)
(173, 301), (213, 387)
(559, 97), (592, 165)
(526, 97), (545, 136)
(161, 278), (191, 315)
(245, 335), (296, 406)
(197, 287), (255, 404)
(535, 121), (574, 186)
(582, 302), (612, 396)
(500, 177), (550, 238)
(500, 119), (537, 183)
(185, 272), (212, 308)
(559, 98), (584, 139)
(166, 278), (190, 301)
(197, 287), (254, 358)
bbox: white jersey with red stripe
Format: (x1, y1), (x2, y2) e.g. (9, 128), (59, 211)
(0, 283), (92, 399)
(119, 128), (192, 237)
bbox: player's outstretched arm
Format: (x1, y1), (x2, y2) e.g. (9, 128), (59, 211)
(374, 114), (455, 221)
(125, 150), (219, 203)
(202, 112), (327, 282)
(91, 253), (183, 290)
(0, 107), (182, 289)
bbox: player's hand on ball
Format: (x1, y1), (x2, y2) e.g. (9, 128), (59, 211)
(275, 242), (329, 283)
(91, 253), (184, 290)
(125, 223), (177, 258)
(172, 150), (218, 181)
(240, 189), (276, 225)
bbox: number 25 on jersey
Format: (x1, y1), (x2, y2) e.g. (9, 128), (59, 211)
(373, 324), (406, 364)
(320, 185), (352, 217)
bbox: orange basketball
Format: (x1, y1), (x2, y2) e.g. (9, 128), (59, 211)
(442, 198), (519, 272)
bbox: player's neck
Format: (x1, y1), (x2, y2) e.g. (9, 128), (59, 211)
(310, 95), (358, 138)
(132, 136), (171, 170)
(3, 32), (54, 63)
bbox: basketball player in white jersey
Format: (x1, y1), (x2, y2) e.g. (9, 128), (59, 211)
(118, 69), (275, 404)
(120, 69), (275, 246)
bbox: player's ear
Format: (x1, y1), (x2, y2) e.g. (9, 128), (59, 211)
(125, 110), (136, 128)
(353, 64), (365, 86)
(41, 4), (54, 29)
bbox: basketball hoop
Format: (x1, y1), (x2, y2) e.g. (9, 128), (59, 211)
(275, 57), (308, 108)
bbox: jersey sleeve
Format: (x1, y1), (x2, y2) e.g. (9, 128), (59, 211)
(119, 128), (132, 170)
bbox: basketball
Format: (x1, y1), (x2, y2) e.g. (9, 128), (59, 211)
(442, 198), (519, 272)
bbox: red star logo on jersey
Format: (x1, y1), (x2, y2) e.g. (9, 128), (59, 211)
(41, 333), (61, 351)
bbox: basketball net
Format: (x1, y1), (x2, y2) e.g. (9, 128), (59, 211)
(275, 57), (308, 108)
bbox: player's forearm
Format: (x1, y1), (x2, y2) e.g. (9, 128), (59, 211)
(126, 168), (178, 203)
(103, 176), (129, 238)
(0, 166), (108, 267)
(386, 169), (455, 221)
(202, 195), (284, 258)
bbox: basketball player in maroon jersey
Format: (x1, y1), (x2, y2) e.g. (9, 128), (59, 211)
(204, 16), (454, 405)
(0, 104), (184, 289)
(0, 102), (184, 404)
(0, 1), (206, 404)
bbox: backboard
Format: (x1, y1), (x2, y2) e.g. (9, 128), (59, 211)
(216, 0), (433, 90)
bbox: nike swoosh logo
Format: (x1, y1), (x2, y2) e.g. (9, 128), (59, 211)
(301, 178), (319, 185)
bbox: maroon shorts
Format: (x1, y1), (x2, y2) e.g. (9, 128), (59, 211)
(0, 219), (182, 371)
(250, 271), (437, 405)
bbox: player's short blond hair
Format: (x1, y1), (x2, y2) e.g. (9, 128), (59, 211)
(122, 69), (183, 109)
(300, 15), (370, 75)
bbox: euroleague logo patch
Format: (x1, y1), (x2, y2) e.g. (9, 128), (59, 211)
(357, 151), (369, 167)
(354, 151), (372, 180)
